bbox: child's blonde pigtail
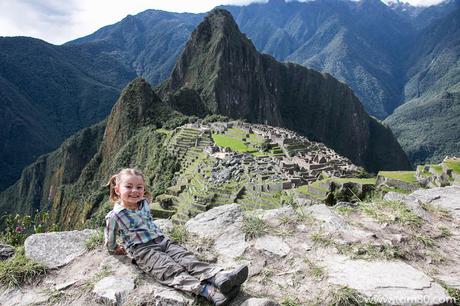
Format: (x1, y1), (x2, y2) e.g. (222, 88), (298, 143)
(106, 174), (119, 203)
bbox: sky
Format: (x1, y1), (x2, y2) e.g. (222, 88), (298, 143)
(0, 0), (446, 45)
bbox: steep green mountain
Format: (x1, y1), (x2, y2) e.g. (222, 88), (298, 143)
(67, 10), (204, 85)
(0, 78), (188, 228)
(0, 37), (135, 190)
(385, 6), (460, 164)
(158, 9), (410, 172)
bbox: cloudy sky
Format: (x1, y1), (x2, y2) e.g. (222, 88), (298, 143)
(0, 0), (445, 45)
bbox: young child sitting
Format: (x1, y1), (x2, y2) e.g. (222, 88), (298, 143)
(104, 168), (248, 306)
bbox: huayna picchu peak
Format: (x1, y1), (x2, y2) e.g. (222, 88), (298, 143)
(159, 9), (411, 173)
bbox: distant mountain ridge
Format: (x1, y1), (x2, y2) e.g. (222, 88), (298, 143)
(0, 37), (135, 190)
(384, 6), (460, 164)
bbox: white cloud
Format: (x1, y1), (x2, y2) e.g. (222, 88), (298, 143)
(0, 0), (447, 45)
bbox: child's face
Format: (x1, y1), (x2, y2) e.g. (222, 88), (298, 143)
(115, 174), (145, 207)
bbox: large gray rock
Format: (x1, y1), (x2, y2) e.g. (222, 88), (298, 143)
(303, 204), (346, 229)
(410, 186), (460, 218)
(383, 192), (432, 221)
(0, 288), (49, 306)
(24, 229), (96, 269)
(303, 204), (374, 243)
(323, 255), (450, 305)
(92, 276), (135, 305)
(185, 204), (248, 262)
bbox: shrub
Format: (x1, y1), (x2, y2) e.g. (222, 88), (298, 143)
(0, 211), (57, 246)
(0, 247), (47, 287)
(85, 229), (105, 251)
(242, 214), (267, 239)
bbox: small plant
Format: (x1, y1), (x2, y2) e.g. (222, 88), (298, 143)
(242, 214), (267, 239)
(168, 225), (189, 244)
(85, 229), (105, 251)
(421, 202), (452, 220)
(0, 247), (47, 287)
(414, 233), (436, 248)
(326, 285), (367, 306)
(310, 231), (335, 248)
(281, 296), (300, 306)
(360, 200), (422, 228)
(260, 267), (275, 285)
(338, 242), (404, 260)
(437, 226), (453, 238)
(83, 265), (112, 291)
(305, 259), (326, 280)
(437, 279), (460, 305)
(335, 205), (355, 216)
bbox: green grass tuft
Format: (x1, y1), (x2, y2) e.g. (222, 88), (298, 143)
(167, 225), (189, 244)
(0, 247), (47, 287)
(326, 285), (369, 306)
(310, 231), (335, 248)
(85, 229), (105, 251)
(360, 200), (422, 228)
(242, 214), (268, 239)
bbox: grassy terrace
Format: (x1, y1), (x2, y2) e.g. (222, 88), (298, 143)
(327, 177), (376, 185)
(211, 128), (269, 156)
(378, 171), (417, 184)
(444, 159), (460, 174)
(429, 164), (443, 174)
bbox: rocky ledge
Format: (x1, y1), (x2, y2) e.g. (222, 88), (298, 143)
(1, 186), (460, 305)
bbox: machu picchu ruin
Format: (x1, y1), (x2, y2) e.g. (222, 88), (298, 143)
(149, 120), (364, 224)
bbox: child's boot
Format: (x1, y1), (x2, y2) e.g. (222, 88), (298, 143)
(211, 265), (248, 293)
(200, 283), (240, 306)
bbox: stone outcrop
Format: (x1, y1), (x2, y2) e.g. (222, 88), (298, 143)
(323, 255), (450, 305)
(158, 9), (411, 173)
(24, 229), (96, 269)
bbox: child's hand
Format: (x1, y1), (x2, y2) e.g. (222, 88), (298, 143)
(114, 245), (127, 255)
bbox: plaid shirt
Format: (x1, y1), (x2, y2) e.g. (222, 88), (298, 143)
(104, 199), (164, 254)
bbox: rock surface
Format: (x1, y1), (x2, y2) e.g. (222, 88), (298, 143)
(240, 298), (280, 306)
(323, 255), (450, 305)
(254, 235), (290, 257)
(410, 186), (460, 218)
(93, 276), (135, 304)
(24, 229), (96, 269)
(185, 203), (248, 263)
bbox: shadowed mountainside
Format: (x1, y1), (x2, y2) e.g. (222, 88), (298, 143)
(0, 78), (187, 228)
(384, 6), (460, 164)
(0, 37), (135, 190)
